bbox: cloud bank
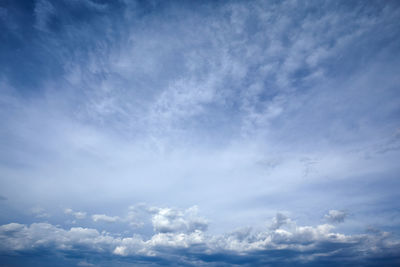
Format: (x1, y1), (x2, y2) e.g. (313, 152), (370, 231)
(1, 205), (399, 266)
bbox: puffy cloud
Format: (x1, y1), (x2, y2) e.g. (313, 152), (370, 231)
(150, 206), (208, 233)
(324, 210), (347, 223)
(0, 208), (399, 265)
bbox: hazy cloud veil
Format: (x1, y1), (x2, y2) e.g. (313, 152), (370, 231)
(1, 0), (400, 266)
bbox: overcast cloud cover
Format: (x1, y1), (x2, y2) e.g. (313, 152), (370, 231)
(1, 0), (400, 266)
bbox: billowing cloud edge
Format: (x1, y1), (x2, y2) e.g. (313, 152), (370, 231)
(1, 207), (399, 266)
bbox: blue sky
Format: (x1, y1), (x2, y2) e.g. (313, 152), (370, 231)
(1, 0), (400, 266)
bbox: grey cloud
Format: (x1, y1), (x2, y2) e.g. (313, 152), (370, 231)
(269, 213), (291, 230)
(31, 207), (50, 218)
(375, 129), (400, 155)
(324, 210), (347, 223)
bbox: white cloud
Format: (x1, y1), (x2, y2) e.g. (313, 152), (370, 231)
(92, 214), (120, 223)
(64, 208), (87, 220)
(0, 209), (398, 265)
(150, 206), (208, 233)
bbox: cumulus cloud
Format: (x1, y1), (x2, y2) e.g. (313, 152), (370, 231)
(324, 210), (347, 223)
(0, 209), (399, 266)
(150, 206), (208, 233)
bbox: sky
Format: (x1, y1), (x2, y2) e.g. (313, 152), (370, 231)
(0, 0), (400, 266)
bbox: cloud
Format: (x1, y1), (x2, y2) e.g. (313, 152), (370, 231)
(1, 0), (400, 266)
(77, 261), (95, 266)
(0, 209), (399, 266)
(150, 206), (208, 233)
(324, 210), (347, 224)
(269, 213), (292, 230)
(34, 0), (55, 32)
(31, 207), (50, 218)
(92, 214), (120, 223)
(64, 208), (87, 220)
